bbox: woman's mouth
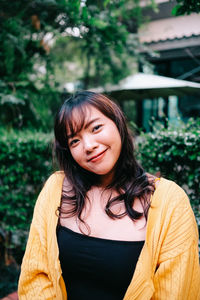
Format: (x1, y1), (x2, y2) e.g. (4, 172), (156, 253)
(88, 149), (107, 162)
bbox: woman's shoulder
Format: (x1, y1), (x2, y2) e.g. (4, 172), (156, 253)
(45, 170), (65, 186)
(145, 173), (190, 209)
(157, 177), (187, 195)
(152, 176), (191, 211)
(149, 177), (197, 238)
(34, 171), (65, 209)
(152, 178), (199, 251)
(39, 171), (64, 193)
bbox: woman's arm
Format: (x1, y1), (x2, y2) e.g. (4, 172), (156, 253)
(153, 241), (200, 300)
(18, 175), (61, 300)
(18, 223), (57, 299)
(152, 187), (200, 300)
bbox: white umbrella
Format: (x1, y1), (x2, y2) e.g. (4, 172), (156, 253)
(92, 73), (200, 99)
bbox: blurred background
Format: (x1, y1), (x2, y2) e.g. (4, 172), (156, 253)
(0, 0), (200, 298)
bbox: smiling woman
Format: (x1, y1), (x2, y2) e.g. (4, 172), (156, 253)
(18, 91), (200, 300)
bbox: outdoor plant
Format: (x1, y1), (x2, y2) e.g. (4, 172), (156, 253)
(136, 118), (200, 235)
(0, 120), (199, 255)
(0, 119), (199, 296)
(0, 0), (156, 131)
(0, 129), (54, 297)
(0, 129), (53, 262)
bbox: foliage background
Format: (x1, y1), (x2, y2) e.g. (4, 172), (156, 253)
(0, 120), (199, 267)
(137, 118), (200, 224)
(0, 0), (156, 131)
(0, 0), (200, 297)
(0, 130), (53, 297)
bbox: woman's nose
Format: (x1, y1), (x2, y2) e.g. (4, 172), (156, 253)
(83, 135), (98, 152)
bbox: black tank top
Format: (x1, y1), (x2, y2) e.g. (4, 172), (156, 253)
(57, 225), (144, 300)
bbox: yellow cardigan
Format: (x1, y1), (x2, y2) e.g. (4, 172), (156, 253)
(18, 171), (200, 300)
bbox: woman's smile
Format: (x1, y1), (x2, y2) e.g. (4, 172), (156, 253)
(87, 148), (108, 163)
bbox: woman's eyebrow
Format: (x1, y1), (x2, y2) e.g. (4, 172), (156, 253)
(84, 117), (100, 130)
(67, 117), (101, 139)
(67, 133), (75, 139)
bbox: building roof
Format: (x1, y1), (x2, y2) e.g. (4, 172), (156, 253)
(139, 13), (200, 44)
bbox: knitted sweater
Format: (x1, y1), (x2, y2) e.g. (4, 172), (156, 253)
(18, 171), (200, 300)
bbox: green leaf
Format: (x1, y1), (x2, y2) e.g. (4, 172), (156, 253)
(91, 18), (108, 29)
(0, 94), (25, 105)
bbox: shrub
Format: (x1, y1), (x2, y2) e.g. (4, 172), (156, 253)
(0, 129), (53, 259)
(0, 120), (199, 277)
(136, 118), (200, 235)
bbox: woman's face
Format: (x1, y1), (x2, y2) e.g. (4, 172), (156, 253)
(67, 105), (122, 185)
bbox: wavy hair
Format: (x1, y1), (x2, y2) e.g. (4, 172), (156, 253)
(54, 91), (155, 231)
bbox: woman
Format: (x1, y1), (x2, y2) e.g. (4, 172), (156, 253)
(18, 91), (200, 299)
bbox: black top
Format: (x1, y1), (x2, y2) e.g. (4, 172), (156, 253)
(57, 225), (144, 300)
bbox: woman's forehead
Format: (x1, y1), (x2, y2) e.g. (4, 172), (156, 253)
(66, 105), (96, 136)
(73, 105), (92, 120)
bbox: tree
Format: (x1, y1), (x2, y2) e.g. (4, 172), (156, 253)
(172, 0), (200, 15)
(51, 0), (157, 89)
(0, 0), (154, 129)
(0, 0), (81, 129)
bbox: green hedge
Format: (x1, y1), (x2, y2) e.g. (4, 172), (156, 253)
(0, 122), (199, 255)
(0, 130), (53, 250)
(136, 118), (200, 231)
(0, 130), (54, 297)
(0, 123), (199, 296)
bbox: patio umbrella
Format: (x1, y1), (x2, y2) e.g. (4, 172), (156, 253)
(92, 73), (200, 100)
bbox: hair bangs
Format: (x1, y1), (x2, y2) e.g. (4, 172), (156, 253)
(65, 104), (88, 139)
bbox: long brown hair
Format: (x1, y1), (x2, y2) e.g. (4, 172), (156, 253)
(54, 91), (154, 231)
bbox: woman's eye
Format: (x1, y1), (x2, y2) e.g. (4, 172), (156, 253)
(92, 124), (102, 132)
(69, 139), (79, 146)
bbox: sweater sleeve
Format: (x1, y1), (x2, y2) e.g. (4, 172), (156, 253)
(152, 241), (200, 300)
(18, 178), (57, 300)
(18, 224), (56, 299)
(152, 185), (200, 300)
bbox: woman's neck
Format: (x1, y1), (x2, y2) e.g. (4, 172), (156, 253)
(99, 170), (115, 188)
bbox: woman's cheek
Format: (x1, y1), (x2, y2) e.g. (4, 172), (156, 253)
(70, 148), (79, 162)
(99, 131), (110, 142)
(72, 146), (84, 164)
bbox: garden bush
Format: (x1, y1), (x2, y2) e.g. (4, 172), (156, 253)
(0, 121), (199, 296)
(136, 118), (200, 233)
(0, 130), (53, 258)
(0, 129), (53, 297)
(0, 122), (199, 253)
